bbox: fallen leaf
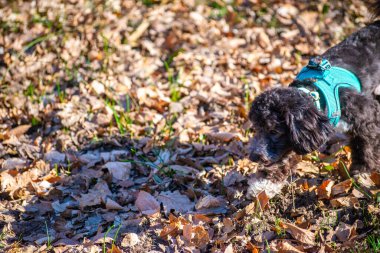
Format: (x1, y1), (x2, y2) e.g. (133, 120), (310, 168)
(335, 222), (356, 242)
(107, 244), (122, 253)
(277, 240), (304, 253)
(317, 180), (335, 199)
(193, 214), (212, 224)
(121, 233), (140, 247)
(192, 225), (210, 248)
(1, 158), (27, 170)
(224, 243), (234, 253)
(331, 179), (352, 196)
(8, 124), (31, 137)
(183, 224), (193, 242)
(195, 195), (227, 210)
(135, 191), (160, 216)
(370, 172), (380, 187)
(256, 191), (269, 211)
(281, 222), (315, 245)
(156, 190), (194, 214)
(104, 162), (131, 181)
(105, 198), (123, 210)
(222, 218), (234, 234)
(78, 180), (112, 209)
(330, 196), (359, 208)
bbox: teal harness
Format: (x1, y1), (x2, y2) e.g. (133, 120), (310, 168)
(295, 57), (362, 126)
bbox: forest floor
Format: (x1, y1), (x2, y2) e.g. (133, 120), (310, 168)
(0, 0), (379, 252)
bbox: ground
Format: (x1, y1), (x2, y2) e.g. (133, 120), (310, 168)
(0, 0), (380, 252)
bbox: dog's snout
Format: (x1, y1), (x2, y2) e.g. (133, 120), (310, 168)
(249, 152), (267, 163)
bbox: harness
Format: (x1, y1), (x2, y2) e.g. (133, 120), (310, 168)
(295, 57), (362, 126)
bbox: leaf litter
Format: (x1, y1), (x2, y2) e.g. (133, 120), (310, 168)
(0, 0), (379, 252)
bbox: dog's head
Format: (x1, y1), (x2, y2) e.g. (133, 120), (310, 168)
(248, 87), (334, 165)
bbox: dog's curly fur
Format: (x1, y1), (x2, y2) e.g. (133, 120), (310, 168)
(249, 1), (380, 181)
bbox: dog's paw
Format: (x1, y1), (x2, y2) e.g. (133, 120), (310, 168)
(247, 177), (287, 199)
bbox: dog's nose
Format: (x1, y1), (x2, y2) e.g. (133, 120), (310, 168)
(249, 152), (263, 162)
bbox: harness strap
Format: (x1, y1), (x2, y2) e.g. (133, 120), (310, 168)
(295, 57), (361, 126)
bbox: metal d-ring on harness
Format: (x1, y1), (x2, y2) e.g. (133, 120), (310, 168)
(295, 57), (362, 126)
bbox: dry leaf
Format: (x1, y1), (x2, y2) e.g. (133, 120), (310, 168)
(195, 195), (226, 210)
(224, 243), (234, 253)
(331, 179), (352, 196)
(370, 172), (380, 187)
(335, 222), (356, 242)
(317, 180), (335, 199)
(135, 191), (160, 216)
(281, 222), (315, 245)
(192, 225), (210, 248)
(104, 162), (131, 181)
(222, 218), (234, 234)
(156, 190), (194, 214)
(8, 124), (31, 137)
(121, 233), (140, 247)
(256, 191), (269, 211)
(330, 196), (359, 208)
(277, 240), (304, 253)
(107, 244), (122, 253)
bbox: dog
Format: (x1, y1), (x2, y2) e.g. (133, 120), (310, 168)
(247, 1), (380, 197)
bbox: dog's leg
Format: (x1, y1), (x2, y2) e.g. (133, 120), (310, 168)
(341, 89), (380, 173)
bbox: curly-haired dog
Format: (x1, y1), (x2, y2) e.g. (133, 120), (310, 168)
(248, 1), (380, 197)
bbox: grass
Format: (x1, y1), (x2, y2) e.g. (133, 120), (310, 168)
(106, 99), (126, 135)
(54, 164), (59, 176)
(45, 221), (52, 250)
(56, 82), (66, 103)
(103, 224), (122, 253)
(163, 49), (184, 102)
(367, 234), (380, 252)
(121, 146), (177, 180)
(23, 33), (55, 53)
(340, 161), (372, 199)
(0, 231), (7, 248)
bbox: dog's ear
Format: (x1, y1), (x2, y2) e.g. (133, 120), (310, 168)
(286, 104), (334, 154)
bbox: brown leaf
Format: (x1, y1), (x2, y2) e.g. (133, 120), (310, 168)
(317, 180), (335, 199)
(183, 224), (193, 242)
(195, 195), (227, 210)
(256, 191), (269, 211)
(107, 244), (122, 253)
(105, 198), (123, 210)
(331, 179), (352, 196)
(160, 223), (179, 239)
(335, 222), (356, 242)
(222, 218), (234, 234)
(8, 124), (31, 137)
(193, 214), (212, 224)
(207, 132), (237, 142)
(192, 225), (210, 248)
(246, 242), (260, 253)
(104, 162), (131, 181)
(160, 214), (189, 239)
(370, 172), (380, 187)
(281, 222), (315, 245)
(156, 190), (194, 214)
(128, 20), (150, 45)
(121, 233), (140, 247)
(277, 240), (304, 253)
(78, 180), (112, 209)
(135, 191), (160, 216)
(330, 196), (359, 208)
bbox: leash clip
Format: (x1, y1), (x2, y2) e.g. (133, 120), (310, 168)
(307, 57), (331, 71)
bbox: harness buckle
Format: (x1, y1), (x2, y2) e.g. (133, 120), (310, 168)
(307, 57), (331, 71)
